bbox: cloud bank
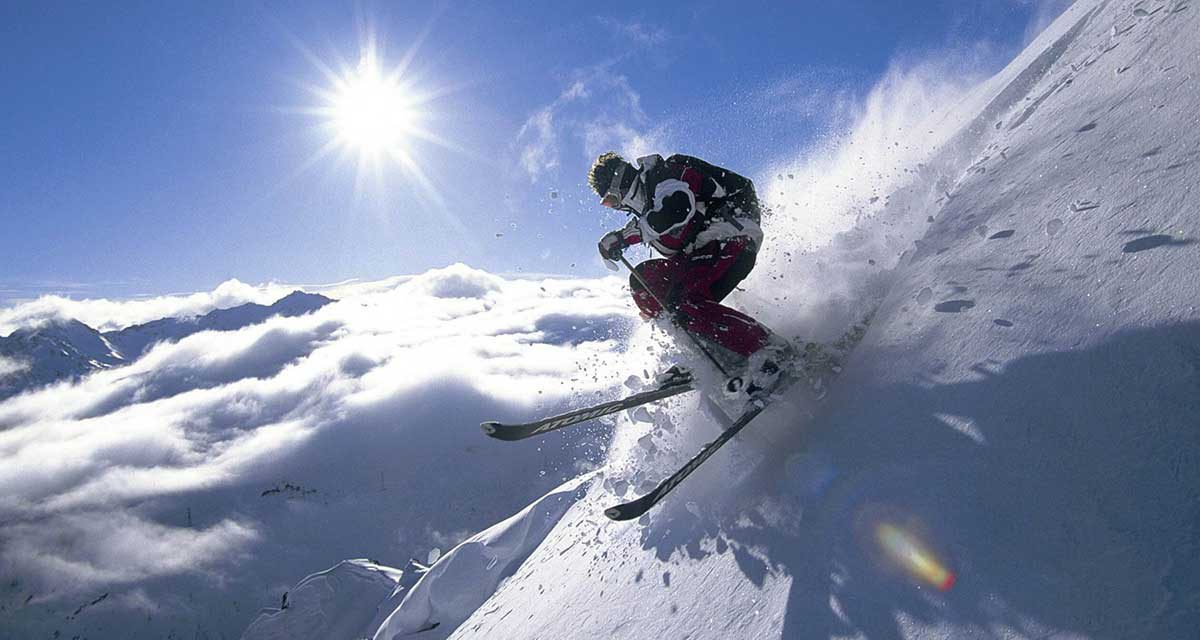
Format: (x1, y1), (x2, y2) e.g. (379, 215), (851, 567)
(0, 279), (297, 335)
(0, 263), (651, 638)
(0, 355), (28, 378)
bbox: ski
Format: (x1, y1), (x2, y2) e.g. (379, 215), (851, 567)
(481, 372), (695, 441)
(604, 313), (875, 520)
(604, 401), (767, 521)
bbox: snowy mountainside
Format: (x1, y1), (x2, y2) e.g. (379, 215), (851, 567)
(241, 559), (406, 640)
(257, 2), (1199, 639)
(0, 290), (332, 400)
(0, 319), (126, 400)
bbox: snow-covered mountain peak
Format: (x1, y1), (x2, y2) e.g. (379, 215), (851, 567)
(0, 290), (335, 400)
(8, 317), (100, 343)
(0, 318), (124, 392)
(271, 290), (334, 313)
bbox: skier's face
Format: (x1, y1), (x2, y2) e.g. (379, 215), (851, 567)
(600, 193), (623, 209)
(600, 162), (630, 209)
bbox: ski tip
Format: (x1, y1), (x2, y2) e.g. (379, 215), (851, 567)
(605, 503), (647, 521)
(480, 422), (499, 436)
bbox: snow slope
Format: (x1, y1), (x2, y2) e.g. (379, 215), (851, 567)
(241, 560), (406, 640)
(269, 2), (1197, 638)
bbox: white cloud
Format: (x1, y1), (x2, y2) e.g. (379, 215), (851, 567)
(0, 264), (649, 629)
(518, 108), (561, 178)
(404, 263), (504, 299)
(0, 278), (297, 335)
(597, 17), (670, 47)
(0, 355), (28, 379)
(583, 120), (668, 166)
(2, 511), (258, 590)
(516, 70), (668, 182)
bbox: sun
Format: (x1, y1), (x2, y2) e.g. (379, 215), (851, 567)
(282, 27), (470, 220)
(329, 53), (419, 154)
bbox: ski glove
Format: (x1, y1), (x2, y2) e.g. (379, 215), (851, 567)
(598, 218), (643, 261)
(598, 231), (626, 261)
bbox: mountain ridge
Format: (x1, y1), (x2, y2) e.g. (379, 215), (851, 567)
(0, 290), (333, 399)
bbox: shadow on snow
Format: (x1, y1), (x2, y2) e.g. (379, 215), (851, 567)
(637, 321), (1200, 639)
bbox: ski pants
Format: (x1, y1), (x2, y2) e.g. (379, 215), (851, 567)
(629, 237), (770, 358)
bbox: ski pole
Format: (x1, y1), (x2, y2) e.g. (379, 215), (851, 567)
(617, 253), (737, 383)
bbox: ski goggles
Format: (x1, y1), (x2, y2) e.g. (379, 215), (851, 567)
(600, 162), (629, 209)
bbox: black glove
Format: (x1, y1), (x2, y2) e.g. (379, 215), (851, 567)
(597, 231), (626, 261)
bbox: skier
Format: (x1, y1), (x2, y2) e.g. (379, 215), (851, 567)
(588, 151), (796, 406)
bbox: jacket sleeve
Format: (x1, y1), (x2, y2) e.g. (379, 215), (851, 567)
(618, 216), (642, 245)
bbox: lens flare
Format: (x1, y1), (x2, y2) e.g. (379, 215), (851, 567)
(875, 522), (956, 591)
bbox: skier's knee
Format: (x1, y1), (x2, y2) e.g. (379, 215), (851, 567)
(632, 287), (665, 319)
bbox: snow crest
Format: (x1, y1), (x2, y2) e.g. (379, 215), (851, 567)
(372, 474), (593, 639)
(242, 560), (404, 640)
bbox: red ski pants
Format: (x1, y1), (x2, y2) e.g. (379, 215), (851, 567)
(629, 238), (770, 357)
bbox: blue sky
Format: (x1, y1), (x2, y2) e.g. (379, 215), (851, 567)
(0, 0), (1068, 301)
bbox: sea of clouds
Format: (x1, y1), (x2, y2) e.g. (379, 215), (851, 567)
(0, 264), (657, 636)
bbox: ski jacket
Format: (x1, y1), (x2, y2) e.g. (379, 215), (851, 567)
(613, 154), (764, 257)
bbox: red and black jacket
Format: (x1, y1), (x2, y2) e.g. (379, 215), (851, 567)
(616, 154), (764, 257)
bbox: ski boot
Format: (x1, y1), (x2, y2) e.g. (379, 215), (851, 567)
(654, 364), (693, 386)
(795, 341), (842, 396)
(739, 335), (800, 410)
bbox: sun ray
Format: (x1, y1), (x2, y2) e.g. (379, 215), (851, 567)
(263, 8), (483, 240)
(268, 14), (349, 92)
(385, 147), (445, 209)
(387, 1), (445, 81)
(255, 134), (344, 205)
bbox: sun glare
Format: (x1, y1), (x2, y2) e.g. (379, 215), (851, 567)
(331, 55), (417, 153)
(284, 26), (470, 221)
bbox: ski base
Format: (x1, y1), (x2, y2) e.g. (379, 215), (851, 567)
(481, 373), (695, 441)
(606, 314), (875, 519)
(604, 401), (767, 521)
